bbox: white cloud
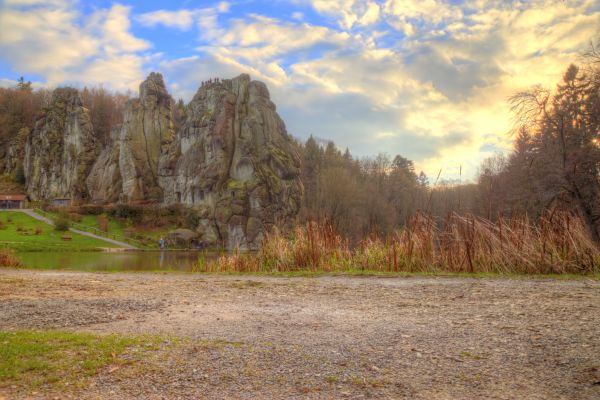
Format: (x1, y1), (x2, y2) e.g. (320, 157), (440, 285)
(3, 0), (73, 6)
(136, 3), (230, 31)
(305, 0), (382, 29)
(1, 0), (599, 178)
(137, 9), (199, 30)
(0, 1), (150, 91)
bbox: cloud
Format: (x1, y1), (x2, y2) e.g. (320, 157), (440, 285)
(1, 0), (598, 179)
(0, 1), (150, 91)
(383, 0), (461, 35)
(143, 0), (599, 179)
(136, 9), (198, 30)
(304, 0), (382, 29)
(136, 3), (230, 31)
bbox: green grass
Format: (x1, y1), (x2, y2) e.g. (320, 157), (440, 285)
(0, 212), (119, 251)
(40, 211), (174, 249)
(78, 214), (127, 237)
(0, 330), (161, 390)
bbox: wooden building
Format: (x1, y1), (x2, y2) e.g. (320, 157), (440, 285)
(0, 194), (27, 209)
(52, 198), (72, 208)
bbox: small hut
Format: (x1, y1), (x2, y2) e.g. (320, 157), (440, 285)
(52, 198), (71, 208)
(0, 194), (27, 209)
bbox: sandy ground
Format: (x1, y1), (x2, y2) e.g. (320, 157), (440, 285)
(0, 269), (599, 399)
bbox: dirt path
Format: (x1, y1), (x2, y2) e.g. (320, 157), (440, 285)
(1, 269), (599, 399)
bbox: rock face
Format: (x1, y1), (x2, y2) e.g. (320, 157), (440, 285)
(159, 74), (303, 249)
(22, 72), (302, 249)
(86, 127), (122, 202)
(88, 72), (175, 203)
(118, 72), (175, 202)
(24, 88), (97, 201)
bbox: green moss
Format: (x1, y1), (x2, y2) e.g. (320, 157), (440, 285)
(226, 179), (247, 190)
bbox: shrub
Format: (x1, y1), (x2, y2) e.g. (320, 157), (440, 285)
(54, 216), (70, 232)
(68, 213), (83, 223)
(34, 226), (43, 235)
(110, 204), (143, 220)
(97, 215), (109, 233)
(80, 205), (104, 215)
(0, 249), (21, 267)
(185, 211), (200, 230)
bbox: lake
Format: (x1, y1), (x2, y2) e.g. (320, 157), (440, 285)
(17, 251), (220, 272)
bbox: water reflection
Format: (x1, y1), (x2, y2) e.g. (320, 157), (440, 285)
(17, 251), (219, 272)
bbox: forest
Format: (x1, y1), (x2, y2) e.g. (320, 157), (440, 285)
(1, 52), (599, 247)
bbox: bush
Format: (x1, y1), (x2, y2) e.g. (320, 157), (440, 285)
(97, 215), (109, 233)
(54, 216), (70, 232)
(68, 213), (83, 223)
(80, 205), (104, 215)
(185, 211), (200, 229)
(110, 204), (143, 220)
(0, 249), (21, 267)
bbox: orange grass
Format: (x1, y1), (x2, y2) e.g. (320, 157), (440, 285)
(199, 211), (599, 275)
(0, 248), (22, 267)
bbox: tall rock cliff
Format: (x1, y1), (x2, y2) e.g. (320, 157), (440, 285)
(87, 72), (175, 202)
(23, 72), (302, 249)
(159, 74), (303, 249)
(24, 88), (97, 201)
(118, 72), (175, 202)
(86, 126), (123, 202)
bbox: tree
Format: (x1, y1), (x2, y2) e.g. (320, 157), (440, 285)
(16, 77), (32, 92)
(509, 62), (600, 240)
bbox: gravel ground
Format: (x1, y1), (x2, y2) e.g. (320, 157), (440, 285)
(0, 269), (599, 399)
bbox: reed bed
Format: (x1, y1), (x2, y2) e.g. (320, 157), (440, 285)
(199, 211), (599, 275)
(0, 248), (22, 267)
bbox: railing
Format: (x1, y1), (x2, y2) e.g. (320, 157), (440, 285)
(33, 208), (146, 249)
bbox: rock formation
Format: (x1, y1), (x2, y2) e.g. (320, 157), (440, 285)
(24, 88), (98, 201)
(20, 72), (302, 249)
(86, 126), (122, 202)
(88, 73), (175, 203)
(159, 74), (303, 249)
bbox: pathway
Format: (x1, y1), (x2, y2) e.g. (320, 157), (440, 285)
(1, 209), (137, 249)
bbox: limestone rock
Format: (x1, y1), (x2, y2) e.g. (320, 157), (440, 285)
(24, 88), (98, 201)
(118, 72), (175, 202)
(2, 127), (29, 182)
(159, 74), (303, 250)
(86, 127), (122, 203)
(166, 228), (199, 248)
(22, 72), (303, 250)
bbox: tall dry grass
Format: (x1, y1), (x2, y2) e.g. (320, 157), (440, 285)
(0, 249), (22, 267)
(199, 211), (599, 275)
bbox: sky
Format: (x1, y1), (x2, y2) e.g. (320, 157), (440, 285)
(0, 0), (599, 180)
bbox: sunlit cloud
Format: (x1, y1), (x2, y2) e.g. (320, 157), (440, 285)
(0, 0), (598, 178)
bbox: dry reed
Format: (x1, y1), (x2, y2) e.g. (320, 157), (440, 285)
(198, 211), (599, 275)
(0, 249), (22, 267)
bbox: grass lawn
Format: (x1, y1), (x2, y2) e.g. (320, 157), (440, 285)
(0, 212), (119, 251)
(0, 330), (161, 391)
(40, 211), (176, 249)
